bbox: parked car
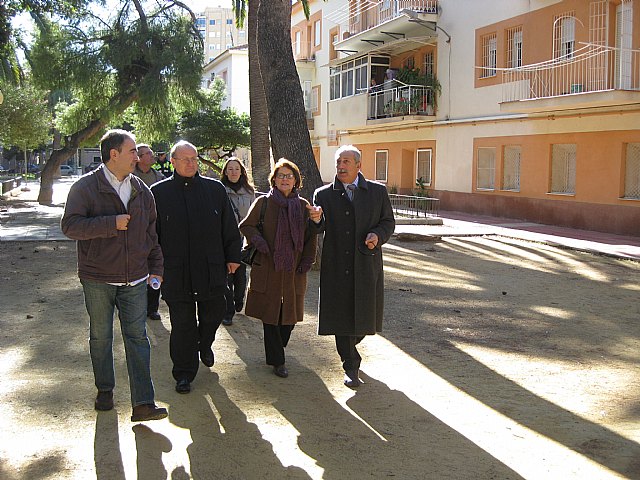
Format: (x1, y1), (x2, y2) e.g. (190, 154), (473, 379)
(84, 161), (102, 173)
(60, 165), (74, 176)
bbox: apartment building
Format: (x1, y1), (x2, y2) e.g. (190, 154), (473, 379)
(196, 7), (246, 64)
(292, 0), (640, 235)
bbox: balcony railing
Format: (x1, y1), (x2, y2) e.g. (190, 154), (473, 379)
(368, 81), (435, 119)
(500, 44), (640, 103)
(348, 0), (438, 36)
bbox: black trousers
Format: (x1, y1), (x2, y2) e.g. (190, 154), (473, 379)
(166, 296), (225, 382)
(147, 284), (160, 315)
(263, 310), (295, 367)
(224, 264), (247, 317)
(335, 335), (365, 371)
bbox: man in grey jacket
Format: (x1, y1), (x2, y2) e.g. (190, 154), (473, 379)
(61, 129), (168, 422)
(311, 145), (395, 388)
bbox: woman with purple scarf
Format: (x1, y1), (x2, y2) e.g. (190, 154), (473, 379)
(239, 159), (318, 378)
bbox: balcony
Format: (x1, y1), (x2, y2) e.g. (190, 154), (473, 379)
(368, 80), (435, 119)
(500, 44), (640, 113)
(331, 0), (439, 57)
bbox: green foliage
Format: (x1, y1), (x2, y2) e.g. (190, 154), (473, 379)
(395, 65), (440, 108)
(27, 2), (204, 146)
(414, 177), (431, 197)
(176, 83), (251, 157)
(0, 79), (52, 149)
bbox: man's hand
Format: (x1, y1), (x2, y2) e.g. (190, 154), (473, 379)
(116, 214), (131, 230)
(365, 232), (379, 250)
(227, 262), (241, 274)
(148, 274), (163, 286)
(306, 204), (323, 223)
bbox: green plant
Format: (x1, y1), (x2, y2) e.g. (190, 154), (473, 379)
(414, 177), (431, 197)
(395, 66), (441, 110)
(388, 184), (398, 194)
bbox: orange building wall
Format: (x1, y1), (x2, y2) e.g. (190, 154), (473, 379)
(472, 129), (640, 206)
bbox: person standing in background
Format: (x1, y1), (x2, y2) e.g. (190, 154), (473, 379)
(134, 143), (166, 321)
(220, 157), (255, 326)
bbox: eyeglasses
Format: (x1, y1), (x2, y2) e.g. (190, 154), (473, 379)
(174, 156), (199, 164)
(276, 173), (295, 180)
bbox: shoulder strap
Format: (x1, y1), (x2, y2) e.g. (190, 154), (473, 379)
(257, 195), (268, 233)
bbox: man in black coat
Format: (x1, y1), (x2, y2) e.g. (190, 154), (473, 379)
(311, 145), (395, 388)
(151, 141), (242, 394)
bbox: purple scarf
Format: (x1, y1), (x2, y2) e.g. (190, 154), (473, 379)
(268, 187), (304, 272)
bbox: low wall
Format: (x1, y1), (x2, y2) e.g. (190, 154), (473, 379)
(1, 176), (23, 195)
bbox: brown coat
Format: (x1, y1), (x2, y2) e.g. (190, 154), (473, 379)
(239, 195), (317, 325)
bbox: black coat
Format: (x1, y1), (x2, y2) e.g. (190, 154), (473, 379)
(151, 173), (242, 302)
(313, 173), (395, 335)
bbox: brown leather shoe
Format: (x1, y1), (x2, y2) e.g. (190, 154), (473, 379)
(131, 404), (168, 422)
(95, 390), (114, 411)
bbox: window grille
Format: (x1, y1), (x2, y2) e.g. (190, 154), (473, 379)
(503, 145), (521, 191)
(424, 51), (434, 76)
(506, 27), (523, 68)
(375, 150), (388, 182)
(416, 149), (432, 186)
(624, 143), (640, 199)
(477, 147), (495, 190)
(554, 13), (576, 60)
(550, 144), (576, 194)
(481, 34), (497, 77)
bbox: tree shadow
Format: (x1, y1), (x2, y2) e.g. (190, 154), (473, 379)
(382, 237), (640, 477)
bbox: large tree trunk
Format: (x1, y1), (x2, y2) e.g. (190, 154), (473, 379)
(248, 0), (272, 193)
(256, 0), (322, 202)
(37, 92), (138, 205)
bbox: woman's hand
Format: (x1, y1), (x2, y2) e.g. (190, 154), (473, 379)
(251, 234), (269, 254)
(296, 257), (314, 274)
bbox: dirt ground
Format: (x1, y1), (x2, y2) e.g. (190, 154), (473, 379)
(1, 234), (639, 479)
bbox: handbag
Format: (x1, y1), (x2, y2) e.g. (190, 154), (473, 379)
(240, 196), (267, 266)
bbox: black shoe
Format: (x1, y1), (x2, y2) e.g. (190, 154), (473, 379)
(131, 403), (168, 422)
(95, 390), (114, 411)
(148, 312), (161, 321)
(222, 316), (233, 326)
(234, 300), (244, 313)
(175, 379), (191, 394)
(344, 369), (362, 388)
(200, 348), (215, 367)
(273, 365), (289, 378)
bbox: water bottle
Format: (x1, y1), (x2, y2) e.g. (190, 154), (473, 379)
(150, 277), (161, 290)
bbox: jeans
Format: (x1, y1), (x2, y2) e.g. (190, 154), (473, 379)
(81, 279), (156, 407)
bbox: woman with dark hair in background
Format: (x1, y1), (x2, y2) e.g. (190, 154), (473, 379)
(239, 159), (317, 378)
(220, 157), (255, 326)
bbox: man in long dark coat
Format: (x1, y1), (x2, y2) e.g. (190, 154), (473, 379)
(311, 145), (395, 387)
(151, 141), (241, 394)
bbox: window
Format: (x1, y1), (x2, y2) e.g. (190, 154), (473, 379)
(554, 14), (576, 59)
(476, 147), (496, 190)
(226, 19), (232, 25)
(502, 145), (521, 191)
(424, 52), (434, 76)
(196, 18), (205, 27)
(209, 19), (216, 25)
(354, 57), (369, 94)
(341, 61), (354, 97)
(416, 149), (432, 186)
(311, 86), (320, 113)
(624, 143), (640, 199)
(295, 31), (301, 56)
(330, 66), (340, 100)
(302, 80), (312, 110)
(506, 26), (522, 68)
(550, 144), (576, 194)
(314, 20), (321, 47)
(403, 56), (415, 69)
(375, 151), (388, 182)
(481, 33), (497, 77)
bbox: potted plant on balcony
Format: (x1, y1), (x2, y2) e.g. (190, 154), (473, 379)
(396, 66), (441, 114)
